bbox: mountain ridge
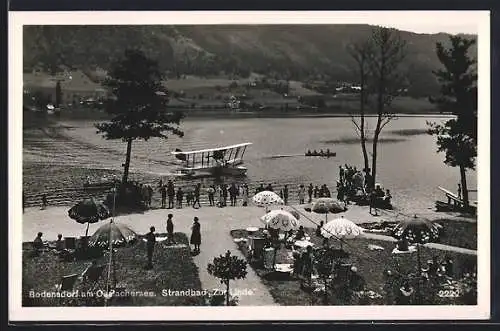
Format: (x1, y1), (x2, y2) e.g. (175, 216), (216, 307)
(23, 25), (477, 97)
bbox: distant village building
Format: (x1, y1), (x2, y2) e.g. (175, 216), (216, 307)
(23, 69), (110, 108)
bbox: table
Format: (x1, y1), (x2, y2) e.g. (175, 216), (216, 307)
(246, 227), (259, 236)
(294, 240), (314, 250)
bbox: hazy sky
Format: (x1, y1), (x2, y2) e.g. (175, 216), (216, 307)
(10, 11), (484, 35)
(344, 11), (482, 35)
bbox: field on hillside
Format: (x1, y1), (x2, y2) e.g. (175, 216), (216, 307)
(23, 72), (437, 113)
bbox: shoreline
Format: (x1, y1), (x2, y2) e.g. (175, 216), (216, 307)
(25, 109), (454, 124)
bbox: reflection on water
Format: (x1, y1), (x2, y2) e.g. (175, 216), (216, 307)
(24, 116), (477, 213)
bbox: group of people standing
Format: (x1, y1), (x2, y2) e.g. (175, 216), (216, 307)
(144, 214), (202, 269)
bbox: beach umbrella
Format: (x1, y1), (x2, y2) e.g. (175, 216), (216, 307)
(391, 215), (441, 244)
(321, 216), (364, 249)
(252, 191), (284, 212)
(88, 220), (137, 248)
(68, 198), (111, 237)
(261, 209), (300, 232)
(308, 198), (346, 223)
(260, 209), (300, 270)
(391, 215), (441, 304)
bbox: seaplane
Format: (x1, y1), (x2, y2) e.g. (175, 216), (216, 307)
(171, 142), (252, 178)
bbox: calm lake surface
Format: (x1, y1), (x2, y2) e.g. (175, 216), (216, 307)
(28, 115), (477, 213)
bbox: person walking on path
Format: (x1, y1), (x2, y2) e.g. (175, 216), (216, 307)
(242, 184), (249, 206)
(222, 184), (228, 207)
(216, 185), (223, 207)
(176, 187), (184, 209)
(207, 185), (215, 206)
(283, 185), (289, 205)
(167, 181), (175, 209)
(298, 184), (305, 204)
(313, 186), (319, 199)
(229, 183), (238, 206)
(41, 194), (48, 210)
(166, 214), (175, 245)
(193, 183), (201, 209)
(369, 189), (378, 216)
(160, 185), (167, 209)
(255, 183), (265, 195)
(307, 184), (313, 203)
(145, 226), (156, 269)
(190, 217), (201, 253)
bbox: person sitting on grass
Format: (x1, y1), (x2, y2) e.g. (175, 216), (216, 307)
(300, 245), (314, 289)
(55, 234), (64, 251)
(33, 232), (44, 251)
(295, 226), (306, 241)
(316, 221), (324, 237)
(396, 238), (409, 252)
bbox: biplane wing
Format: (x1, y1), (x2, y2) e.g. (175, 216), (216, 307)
(172, 142), (252, 170)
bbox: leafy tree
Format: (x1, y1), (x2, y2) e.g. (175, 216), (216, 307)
(95, 49), (184, 184)
(207, 250), (248, 306)
(428, 36), (477, 209)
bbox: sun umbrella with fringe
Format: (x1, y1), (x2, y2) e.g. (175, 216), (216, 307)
(252, 191), (284, 212)
(68, 198), (111, 237)
(307, 198), (347, 223)
(88, 220), (137, 248)
(261, 209), (301, 232)
(260, 209), (300, 270)
(321, 216), (364, 249)
(391, 215), (441, 304)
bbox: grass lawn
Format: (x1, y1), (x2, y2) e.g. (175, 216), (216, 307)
(22, 232), (204, 306)
(230, 227), (477, 306)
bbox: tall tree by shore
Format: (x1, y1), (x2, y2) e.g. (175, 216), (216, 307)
(348, 39), (373, 174)
(95, 49), (184, 184)
(349, 27), (406, 187)
(369, 27), (407, 187)
(428, 36), (477, 208)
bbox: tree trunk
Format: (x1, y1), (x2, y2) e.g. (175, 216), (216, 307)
(122, 138), (133, 184)
(226, 280), (230, 306)
(371, 130), (381, 187)
(360, 84), (370, 173)
(459, 165), (469, 208)
(85, 222), (90, 237)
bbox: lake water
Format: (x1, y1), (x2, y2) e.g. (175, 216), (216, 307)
(26, 115), (477, 214)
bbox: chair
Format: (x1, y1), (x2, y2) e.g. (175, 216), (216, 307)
(55, 273), (79, 291)
(81, 264), (106, 283)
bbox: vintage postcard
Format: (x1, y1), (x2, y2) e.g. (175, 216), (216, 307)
(9, 10), (491, 321)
